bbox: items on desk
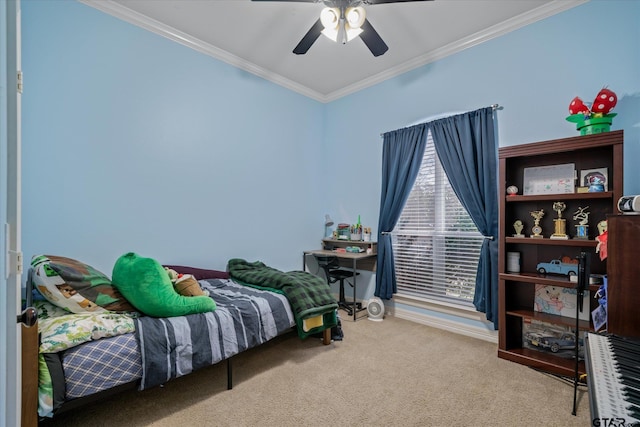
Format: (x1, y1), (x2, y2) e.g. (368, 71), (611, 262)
(349, 224), (372, 242)
(350, 224), (362, 240)
(350, 215), (363, 241)
(363, 227), (372, 242)
(346, 246), (365, 253)
(349, 226), (372, 241)
(332, 218), (372, 242)
(324, 214), (335, 238)
(337, 223), (351, 240)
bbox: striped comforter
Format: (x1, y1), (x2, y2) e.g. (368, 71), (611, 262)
(134, 278), (295, 390)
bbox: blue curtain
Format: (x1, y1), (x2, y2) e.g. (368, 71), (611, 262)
(375, 124), (429, 299)
(429, 107), (499, 329)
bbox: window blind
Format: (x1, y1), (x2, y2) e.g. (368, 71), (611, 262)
(392, 132), (483, 304)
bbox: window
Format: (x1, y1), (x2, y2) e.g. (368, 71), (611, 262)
(392, 130), (483, 306)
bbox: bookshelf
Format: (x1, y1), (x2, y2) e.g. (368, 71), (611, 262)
(497, 130), (623, 377)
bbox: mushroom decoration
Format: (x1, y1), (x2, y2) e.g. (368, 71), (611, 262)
(566, 87), (618, 135)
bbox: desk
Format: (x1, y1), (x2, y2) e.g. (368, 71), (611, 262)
(303, 247), (376, 322)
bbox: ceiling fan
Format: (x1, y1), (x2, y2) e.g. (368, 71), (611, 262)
(252, 0), (434, 57)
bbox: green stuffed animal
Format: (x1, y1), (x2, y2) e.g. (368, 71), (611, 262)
(112, 252), (216, 317)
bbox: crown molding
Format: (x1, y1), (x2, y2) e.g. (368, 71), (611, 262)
(323, 0), (588, 102)
(80, 0), (587, 104)
(79, 0), (328, 102)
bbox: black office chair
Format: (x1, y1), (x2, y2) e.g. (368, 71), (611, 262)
(314, 255), (361, 316)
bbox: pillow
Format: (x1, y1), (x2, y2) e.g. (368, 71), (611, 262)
(163, 264), (229, 280)
(112, 252), (216, 317)
(38, 310), (135, 353)
(30, 255), (136, 314)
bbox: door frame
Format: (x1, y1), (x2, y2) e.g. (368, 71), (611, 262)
(1, 0), (23, 425)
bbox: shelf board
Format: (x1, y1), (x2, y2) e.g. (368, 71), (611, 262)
(499, 272), (600, 292)
(506, 309), (592, 330)
(498, 130), (623, 159)
(505, 192), (614, 202)
(322, 238), (375, 245)
(498, 348), (585, 377)
(505, 237), (598, 247)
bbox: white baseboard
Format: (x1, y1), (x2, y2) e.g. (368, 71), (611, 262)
(391, 306), (498, 344)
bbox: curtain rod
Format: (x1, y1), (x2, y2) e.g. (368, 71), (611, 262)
(379, 104), (501, 138)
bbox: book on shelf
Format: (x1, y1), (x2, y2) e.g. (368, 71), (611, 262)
(534, 284), (590, 321)
(522, 319), (585, 360)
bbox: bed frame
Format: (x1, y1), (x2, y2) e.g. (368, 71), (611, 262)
(21, 278), (331, 426)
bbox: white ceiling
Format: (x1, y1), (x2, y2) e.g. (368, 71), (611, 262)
(82, 0), (585, 102)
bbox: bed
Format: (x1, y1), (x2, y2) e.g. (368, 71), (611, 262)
(24, 253), (338, 420)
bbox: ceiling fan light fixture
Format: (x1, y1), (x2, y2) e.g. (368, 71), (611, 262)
(346, 6), (366, 30)
(344, 27), (363, 42)
(320, 7), (340, 41)
(344, 6), (365, 42)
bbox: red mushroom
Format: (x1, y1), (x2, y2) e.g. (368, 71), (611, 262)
(568, 96), (590, 115)
(592, 88), (617, 114)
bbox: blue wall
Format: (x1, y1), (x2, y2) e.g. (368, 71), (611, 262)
(22, 0), (325, 275)
(325, 0), (640, 305)
(21, 1), (640, 307)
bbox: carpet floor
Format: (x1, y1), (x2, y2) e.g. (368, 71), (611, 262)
(40, 314), (591, 426)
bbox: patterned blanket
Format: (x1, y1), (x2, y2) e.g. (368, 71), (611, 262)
(227, 258), (338, 338)
(133, 279), (295, 390)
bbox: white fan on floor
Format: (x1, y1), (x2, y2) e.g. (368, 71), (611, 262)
(367, 297), (385, 321)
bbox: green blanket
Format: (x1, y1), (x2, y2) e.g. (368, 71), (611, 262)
(227, 258), (338, 338)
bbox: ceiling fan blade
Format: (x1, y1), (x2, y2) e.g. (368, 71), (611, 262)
(359, 19), (388, 57)
(293, 19), (324, 55)
(363, 0), (433, 4)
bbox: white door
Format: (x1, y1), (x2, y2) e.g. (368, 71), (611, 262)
(1, 0), (23, 426)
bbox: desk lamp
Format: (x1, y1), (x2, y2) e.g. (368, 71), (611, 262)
(324, 214), (334, 238)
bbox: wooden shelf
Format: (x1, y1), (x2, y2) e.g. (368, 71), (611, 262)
(319, 238), (377, 271)
(505, 237), (598, 247)
(322, 238), (375, 245)
(499, 272), (601, 292)
(506, 309), (592, 331)
(498, 130), (623, 375)
(505, 192), (614, 203)
(498, 348), (586, 378)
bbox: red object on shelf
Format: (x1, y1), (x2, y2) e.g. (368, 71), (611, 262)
(596, 230), (608, 260)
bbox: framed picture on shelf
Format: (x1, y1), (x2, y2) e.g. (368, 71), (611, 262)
(523, 163), (575, 195)
(522, 319), (585, 360)
(534, 284), (590, 321)
(580, 168), (608, 191)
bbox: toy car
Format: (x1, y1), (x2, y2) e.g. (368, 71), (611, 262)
(525, 331), (576, 353)
(536, 259), (578, 276)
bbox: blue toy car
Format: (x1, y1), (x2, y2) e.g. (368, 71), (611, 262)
(525, 331), (576, 353)
(536, 259), (578, 276)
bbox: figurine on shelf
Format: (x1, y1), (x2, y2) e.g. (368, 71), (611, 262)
(551, 202), (569, 240)
(530, 209), (545, 238)
(588, 175), (606, 193)
(506, 185), (518, 197)
(596, 220), (608, 260)
(572, 206), (590, 239)
(513, 220), (524, 237)
(566, 87), (617, 135)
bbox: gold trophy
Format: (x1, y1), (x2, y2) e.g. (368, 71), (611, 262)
(550, 202), (569, 240)
(513, 220), (524, 238)
(530, 209), (545, 238)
